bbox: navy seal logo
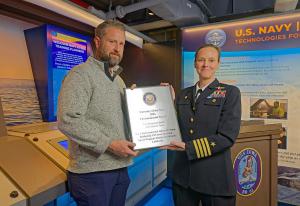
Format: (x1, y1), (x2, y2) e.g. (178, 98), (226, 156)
(205, 29), (226, 47)
(143, 92), (156, 105)
(233, 148), (262, 196)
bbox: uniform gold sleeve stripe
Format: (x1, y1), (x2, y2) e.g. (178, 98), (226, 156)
(196, 139), (204, 158)
(204, 138), (212, 156)
(193, 140), (200, 158)
(200, 138), (208, 157)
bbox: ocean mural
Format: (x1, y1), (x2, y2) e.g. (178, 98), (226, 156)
(0, 78), (42, 125)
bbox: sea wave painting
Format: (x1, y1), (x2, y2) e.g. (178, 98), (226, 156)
(0, 78), (42, 126)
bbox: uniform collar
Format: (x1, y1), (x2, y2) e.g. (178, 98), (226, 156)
(208, 79), (220, 89)
(194, 78), (219, 93)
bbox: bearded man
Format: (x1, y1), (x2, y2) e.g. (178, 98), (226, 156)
(58, 20), (137, 206)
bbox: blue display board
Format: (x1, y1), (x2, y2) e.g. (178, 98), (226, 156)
(25, 25), (92, 121)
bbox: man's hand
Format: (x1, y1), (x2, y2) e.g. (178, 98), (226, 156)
(160, 140), (185, 151)
(108, 140), (138, 157)
(160, 82), (175, 101)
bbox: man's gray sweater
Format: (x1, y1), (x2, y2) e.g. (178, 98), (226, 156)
(58, 56), (132, 173)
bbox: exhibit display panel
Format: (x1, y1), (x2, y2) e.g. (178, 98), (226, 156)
(4, 120), (167, 206)
(0, 169), (27, 206)
(7, 122), (58, 137)
(24, 24), (92, 121)
(0, 135), (66, 206)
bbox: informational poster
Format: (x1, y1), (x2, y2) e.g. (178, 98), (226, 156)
(24, 24), (92, 121)
(49, 29), (89, 119)
(51, 32), (88, 70)
(182, 13), (300, 205)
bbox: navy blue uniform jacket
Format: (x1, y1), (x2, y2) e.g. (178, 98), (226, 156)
(172, 79), (241, 196)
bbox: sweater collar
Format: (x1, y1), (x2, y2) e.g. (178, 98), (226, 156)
(88, 56), (123, 81)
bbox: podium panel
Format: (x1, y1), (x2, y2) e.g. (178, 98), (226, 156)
(232, 123), (281, 206)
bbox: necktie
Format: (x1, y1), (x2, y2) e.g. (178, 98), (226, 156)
(194, 89), (202, 103)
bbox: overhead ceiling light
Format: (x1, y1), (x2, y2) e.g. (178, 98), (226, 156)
(23, 0), (144, 48)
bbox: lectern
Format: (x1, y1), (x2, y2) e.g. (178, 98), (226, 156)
(232, 122), (281, 206)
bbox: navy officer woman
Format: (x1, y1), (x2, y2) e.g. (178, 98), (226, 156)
(163, 44), (241, 206)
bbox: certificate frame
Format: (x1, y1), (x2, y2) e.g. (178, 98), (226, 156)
(124, 86), (182, 150)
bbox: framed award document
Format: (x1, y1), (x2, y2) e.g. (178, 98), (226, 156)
(124, 86), (181, 150)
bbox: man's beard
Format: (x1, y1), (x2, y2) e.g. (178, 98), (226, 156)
(97, 47), (122, 67)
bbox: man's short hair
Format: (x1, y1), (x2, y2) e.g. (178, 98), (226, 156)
(194, 44), (221, 62)
(95, 20), (125, 38)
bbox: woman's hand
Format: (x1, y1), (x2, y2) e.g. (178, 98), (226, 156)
(160, 82), (175, 101)
(160, 140), (185, 151)
(130, 84), (137, 90)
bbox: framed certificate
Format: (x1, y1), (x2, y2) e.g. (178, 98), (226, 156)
(124, 86), (182, 150)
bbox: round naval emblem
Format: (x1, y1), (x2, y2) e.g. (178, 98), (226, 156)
(143, 92), (156, 105)
(205, 29), (227, 47)
(233, 148), (262, 196)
